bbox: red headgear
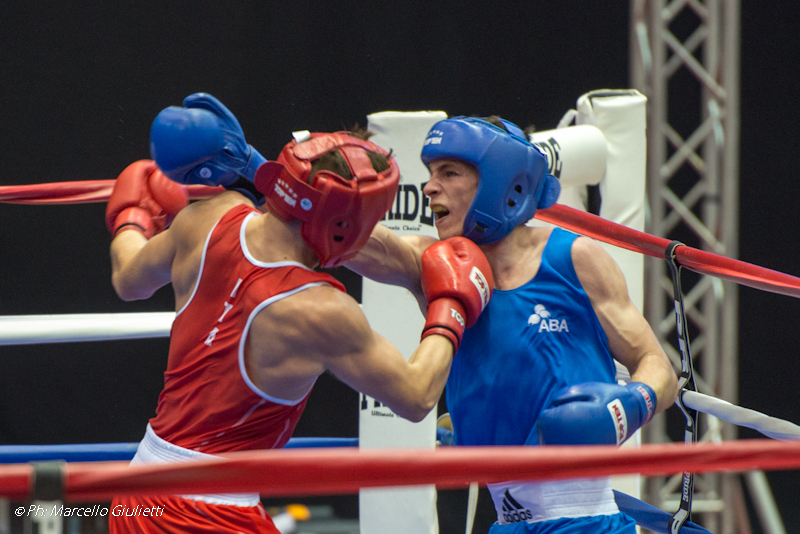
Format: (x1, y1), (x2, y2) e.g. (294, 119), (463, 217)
(254, 132), (400, 268)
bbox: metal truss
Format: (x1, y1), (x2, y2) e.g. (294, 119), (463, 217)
(628, 1), (785, 533)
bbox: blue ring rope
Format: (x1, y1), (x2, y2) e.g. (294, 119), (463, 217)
(0, 437), (358, 464)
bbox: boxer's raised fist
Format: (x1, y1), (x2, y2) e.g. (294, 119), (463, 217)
(420, 237), (493, 352)
(106, 160), (188, 239)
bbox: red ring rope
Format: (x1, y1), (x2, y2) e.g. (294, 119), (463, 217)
(535, 204), (800, 299)
(2, 181), (798, 298)
(1, 439), (799, 502)
(0, 181), (223, 205)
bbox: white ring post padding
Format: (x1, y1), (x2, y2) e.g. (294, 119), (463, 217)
(530, 90), (649, 500)
(579, 90), (648, 502)
(360, 111), (447, 534)
(577, 90), (648, 313)
(682, 391), (800, 442)
(0, 313), (175, 345)
(529, 124), (607, 188)
(526, 124), (607, 218)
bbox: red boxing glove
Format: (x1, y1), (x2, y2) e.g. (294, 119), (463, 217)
(105, 160), (189, 239)
(420, 237), (493, 352)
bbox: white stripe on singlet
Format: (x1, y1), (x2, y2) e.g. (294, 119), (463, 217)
(237, 282), (326, 406)
(175, 218), (221, 317)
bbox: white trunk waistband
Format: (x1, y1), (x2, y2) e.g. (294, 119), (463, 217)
(487, 478), (619, 525)
(131, 424), (260, 507)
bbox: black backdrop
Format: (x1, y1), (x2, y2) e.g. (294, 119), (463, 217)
(1, 2), (798, 532)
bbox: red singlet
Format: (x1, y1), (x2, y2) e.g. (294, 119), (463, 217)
(110, 204), (345, 534)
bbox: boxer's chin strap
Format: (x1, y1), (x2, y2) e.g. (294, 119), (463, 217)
(665, 241), (699, 534)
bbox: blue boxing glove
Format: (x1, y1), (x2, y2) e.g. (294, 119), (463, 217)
(149, 93), (266, 204)
(536, 382), (657, 446)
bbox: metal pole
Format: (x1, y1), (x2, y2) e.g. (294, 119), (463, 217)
(745, 471), (787, 534)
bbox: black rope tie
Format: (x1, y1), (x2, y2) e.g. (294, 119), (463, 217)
(665, 241), (699, 534)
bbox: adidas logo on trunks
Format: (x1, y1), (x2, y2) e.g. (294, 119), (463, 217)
(501, 489), (533, 523)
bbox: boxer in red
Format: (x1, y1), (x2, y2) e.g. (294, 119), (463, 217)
(105, 94), (493, 533)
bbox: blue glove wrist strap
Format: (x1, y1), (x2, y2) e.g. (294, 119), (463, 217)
(243, 146), (267, 182)
(629, 382), (657, 426)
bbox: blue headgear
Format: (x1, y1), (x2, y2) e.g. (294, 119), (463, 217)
(421, 116), (561, 244)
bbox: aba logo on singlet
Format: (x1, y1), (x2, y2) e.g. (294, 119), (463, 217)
(527, 304), (569, 333)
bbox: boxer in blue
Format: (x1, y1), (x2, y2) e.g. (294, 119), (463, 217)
(347, 116), (679, 533)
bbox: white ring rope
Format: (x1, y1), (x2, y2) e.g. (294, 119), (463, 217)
(682, 390), (800, 441)
(0, 312), (174, 345)
(3, 314), (800, 446)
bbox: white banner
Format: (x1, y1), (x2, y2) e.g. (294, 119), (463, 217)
(359, 111), (447, 534)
